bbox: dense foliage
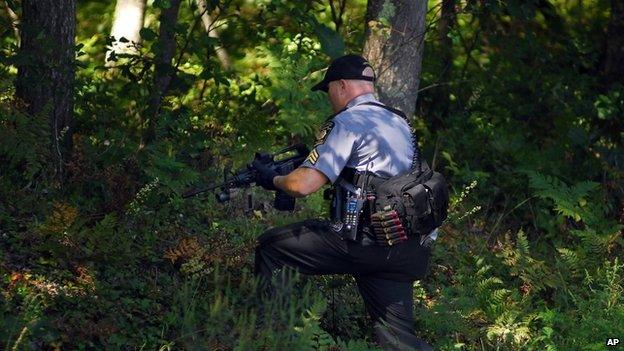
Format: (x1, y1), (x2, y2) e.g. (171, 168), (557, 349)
(1, 0), (622, 350)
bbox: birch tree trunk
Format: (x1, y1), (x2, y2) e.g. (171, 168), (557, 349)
(105, 0), (146, 65)
(15, 0), (76, 181)
(363, 0), (428, 116)
(143, 0), (182, 145)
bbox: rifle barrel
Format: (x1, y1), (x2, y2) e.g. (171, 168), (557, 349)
(182, 183), (223, 198)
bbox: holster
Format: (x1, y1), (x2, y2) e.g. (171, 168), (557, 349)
(327, 168), (377, 243)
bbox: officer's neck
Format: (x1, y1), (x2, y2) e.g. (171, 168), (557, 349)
(345, 93), (377, 109)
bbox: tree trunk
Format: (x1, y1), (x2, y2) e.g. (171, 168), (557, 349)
(143, 0), (182, 145)
(438, 0), (455, 84)
(363, 0), (428, 116)
(15, 0), (76, 180)
(430, 0), (456, 131)
(105, 0), (146, 66)
(604, 0), (624, 87)
(196, 0), (231, 70)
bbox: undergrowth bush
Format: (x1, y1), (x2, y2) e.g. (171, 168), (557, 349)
(417, 171), (623, 351)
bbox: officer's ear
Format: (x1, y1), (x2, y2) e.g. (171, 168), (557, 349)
(338, 79), (349, 92)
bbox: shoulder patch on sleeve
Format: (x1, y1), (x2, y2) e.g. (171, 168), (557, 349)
(305, 148), (320, 165)
(314, 121), (335, 147)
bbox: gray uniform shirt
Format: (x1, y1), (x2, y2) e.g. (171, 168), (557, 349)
(301, 93), (414, 183)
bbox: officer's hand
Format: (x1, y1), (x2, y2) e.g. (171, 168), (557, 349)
(251, 159), (278, 191)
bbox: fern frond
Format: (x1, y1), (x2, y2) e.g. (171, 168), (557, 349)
(526, 171), (601, 223)
(491, 288), (511, 304)
(571, 181), (599, 201)
(516, 230), (530, 255)
(475, 264), (493, 277)
(557, 247), (580, 268)
(486, 311), (532, 346)
(477, 277), (504, 295)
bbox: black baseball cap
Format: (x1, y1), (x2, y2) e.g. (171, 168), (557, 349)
(311, 54), (376, 92)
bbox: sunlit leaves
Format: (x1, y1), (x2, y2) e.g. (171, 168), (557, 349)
(594, 84), (624, 121)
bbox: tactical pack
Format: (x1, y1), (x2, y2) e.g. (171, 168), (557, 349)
(368, 160), (449, 240)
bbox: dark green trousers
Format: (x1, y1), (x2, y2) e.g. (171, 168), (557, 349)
(254, 219), (433, 351)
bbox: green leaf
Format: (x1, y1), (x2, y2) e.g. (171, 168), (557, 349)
(139, 28), (158, 41)
(312, 23), (345, 59)
(378, 1), (396, 27)
(154, 0), (171, 9)
(201, 36), (220, 48)
(199, 68), (212, 80)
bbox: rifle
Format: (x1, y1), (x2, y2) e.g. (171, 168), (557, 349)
(182, 143), (310, 211)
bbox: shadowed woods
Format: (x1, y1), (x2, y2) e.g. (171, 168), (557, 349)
(1, 0), (623, 350)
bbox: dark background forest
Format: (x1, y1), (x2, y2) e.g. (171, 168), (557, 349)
(1, 0), (623, 350)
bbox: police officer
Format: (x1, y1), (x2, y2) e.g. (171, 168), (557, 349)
(252, 54), (434, 351)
